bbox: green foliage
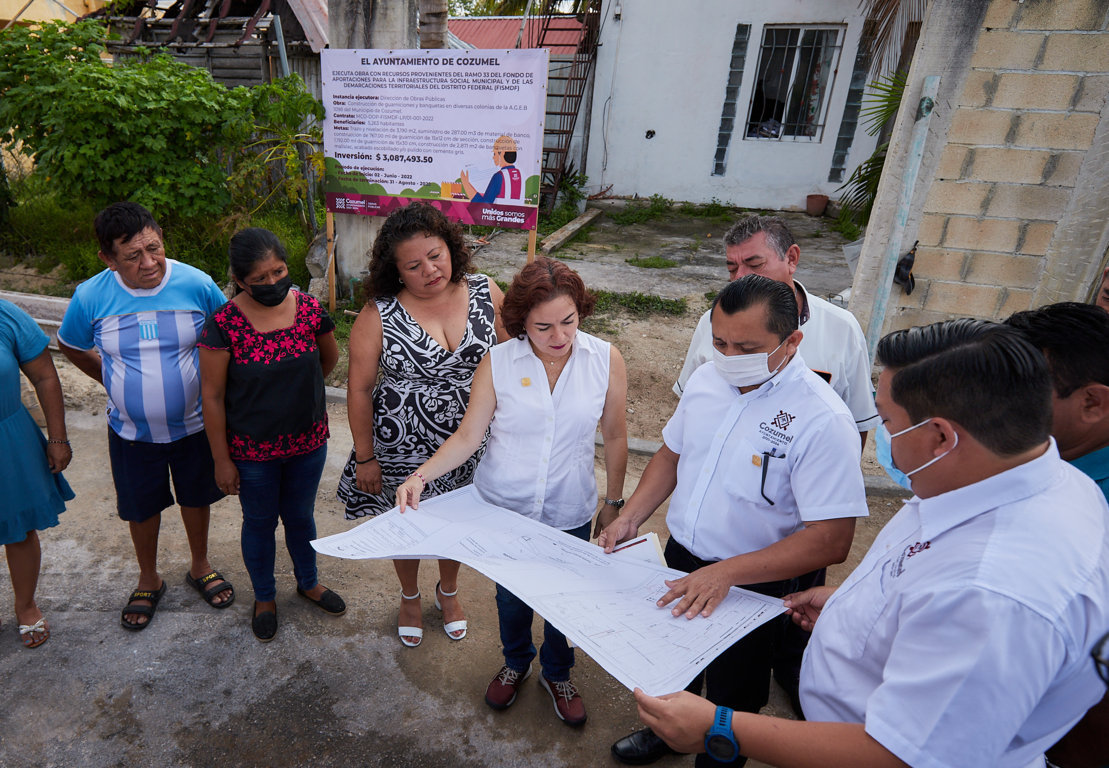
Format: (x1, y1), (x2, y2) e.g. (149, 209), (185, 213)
(0, 21), (322, 227)
(625, 255), (679, 269)
(0, 20), (326, 280)
(593, 290), (686, 316)
(0, 173), (100, 280)
(835, 71), (907, 227)
(609, 194), (672, 226)
(678, 197), (733, 222)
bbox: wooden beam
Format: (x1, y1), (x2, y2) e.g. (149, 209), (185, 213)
(539, 207), (600, 255)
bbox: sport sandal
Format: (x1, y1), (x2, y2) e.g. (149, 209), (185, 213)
(434, 581), (468, 641)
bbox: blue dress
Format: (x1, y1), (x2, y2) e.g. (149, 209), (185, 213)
(0, 299), (74, 546)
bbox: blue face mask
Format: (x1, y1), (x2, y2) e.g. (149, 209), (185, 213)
(876, 417), (959, 490)
(875, 422), (913, 490)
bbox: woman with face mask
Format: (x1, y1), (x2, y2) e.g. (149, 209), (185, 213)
(199, 228), (346, 642)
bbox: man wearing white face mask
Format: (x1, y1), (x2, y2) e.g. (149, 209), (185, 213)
(601, 275), (868, 768)
(632, 319), (1109, 768)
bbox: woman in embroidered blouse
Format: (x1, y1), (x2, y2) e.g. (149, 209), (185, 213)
(337, 203), (507, 648)
(199, 228), (345, 643)
(396, 257), (627, 726)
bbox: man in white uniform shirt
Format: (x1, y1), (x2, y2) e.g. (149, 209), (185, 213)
(673, 216), (879, 438)
(601, 275), (868, 767)
(635, 319), (1109, 768)
(674, 216), (879, 714)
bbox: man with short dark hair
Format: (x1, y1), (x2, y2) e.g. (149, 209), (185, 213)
(675, 214), (879, 715)
(59, 202), (234, 631)
(635, 319), (1109, 768)
(602, 274), (868, 767)
(1006, 302), (1109, 768)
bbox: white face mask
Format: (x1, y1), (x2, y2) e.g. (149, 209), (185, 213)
(888, 417), (959, 477)
(712, 339), (788, 388)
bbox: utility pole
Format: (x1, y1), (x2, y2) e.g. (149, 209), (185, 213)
(327, 0), (419, 293)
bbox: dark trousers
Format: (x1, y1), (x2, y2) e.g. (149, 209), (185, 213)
(664, 538), (795, 768)
(772, 567), (825, 718)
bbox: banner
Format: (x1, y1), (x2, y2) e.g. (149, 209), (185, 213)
(321, 48), (548, 229)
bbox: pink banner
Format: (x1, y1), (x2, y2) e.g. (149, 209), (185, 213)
(326, 194), (538, 230)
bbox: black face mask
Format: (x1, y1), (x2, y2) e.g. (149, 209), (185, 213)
(248, 276), (293, 307)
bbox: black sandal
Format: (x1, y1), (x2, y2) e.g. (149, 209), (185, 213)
(185, 570), (235, 609)
(120, 581), (167, 631)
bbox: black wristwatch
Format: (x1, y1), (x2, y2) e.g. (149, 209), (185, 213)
(604, 497), (625, 509)
(704, 705), (740, 762)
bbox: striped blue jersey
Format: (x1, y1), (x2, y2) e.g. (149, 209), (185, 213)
(58, 259), (226, 443)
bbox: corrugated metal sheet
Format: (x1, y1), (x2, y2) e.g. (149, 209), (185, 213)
(449, 16), (583, 54)
(285, 0), (328, 53)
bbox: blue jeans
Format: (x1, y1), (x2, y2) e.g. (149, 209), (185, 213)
(235, 445), (327, 602)
(495, 520), (590, 682)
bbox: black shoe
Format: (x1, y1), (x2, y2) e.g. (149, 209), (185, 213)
(611, 727), (677, 765)
(252, 603), (277, 643)
(296, 585), (346, 616)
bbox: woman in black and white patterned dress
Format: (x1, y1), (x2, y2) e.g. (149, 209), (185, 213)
(337, 203), (506, 647)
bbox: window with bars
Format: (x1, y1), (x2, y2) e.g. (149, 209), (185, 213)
(711, 23), (751, 176)
(745, 26), (844, 142)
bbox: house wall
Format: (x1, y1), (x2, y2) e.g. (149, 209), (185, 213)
(850, 0), (1109, 339)
(583, 0), (881, 209)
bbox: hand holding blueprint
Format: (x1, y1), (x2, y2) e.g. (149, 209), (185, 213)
(312, 486), (785, 696)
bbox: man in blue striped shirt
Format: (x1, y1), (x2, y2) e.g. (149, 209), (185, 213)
(60, 203), (235, 631)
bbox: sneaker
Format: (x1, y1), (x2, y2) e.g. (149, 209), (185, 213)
(540, 675), (587, 726)
(485, 665), (531, 710)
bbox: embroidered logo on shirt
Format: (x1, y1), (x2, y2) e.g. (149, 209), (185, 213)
(888, 540), (931, 578)
(758, 411), (796, 448)
(139, 320), (159, 340)
(771, 410), (795, 430)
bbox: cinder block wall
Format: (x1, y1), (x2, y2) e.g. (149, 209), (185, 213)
(890, 0), (1109, 329)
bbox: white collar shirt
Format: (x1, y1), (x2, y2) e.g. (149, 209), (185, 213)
(474, 332), (610, 530)
(673, 281), (879, 432)
(801, 441), (1109, 768)
(662, 352), (868, 563)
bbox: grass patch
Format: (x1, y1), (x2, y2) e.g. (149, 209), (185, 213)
(829, 211), (862, 241)
(608, 194), (672, 226)
(581, 315), (618, 336)
(625, 255), (679, 269)
(594, 290), (686, 316)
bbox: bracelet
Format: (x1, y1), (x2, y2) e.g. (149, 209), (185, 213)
(354, 454), (376, 465)
(47, 439), (71, 446)
(604, 497), (625, 509)
(409, 471), (427, 485)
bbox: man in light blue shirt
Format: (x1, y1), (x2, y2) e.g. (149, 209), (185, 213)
(59, 202), (234, 631)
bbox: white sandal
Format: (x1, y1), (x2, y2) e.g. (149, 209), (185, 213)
(435, 581), (468, 641)
(398, 590), (423, 648)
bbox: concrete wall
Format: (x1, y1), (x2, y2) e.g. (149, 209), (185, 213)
(583, 0), (882, 209)
(851, 0), (1109, 338)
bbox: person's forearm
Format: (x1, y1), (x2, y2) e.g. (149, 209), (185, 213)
(621, 447), (679, 527)
(416, 426), (485, 483)
(734, 715), (905, 768)
(200, 390), (232, 464)
(603, 436), (628, 501)
(347, 387), (376, 461)
(717, 520), (855, 586)
(59, 344), (103, 384)
(32, 369), (68, 443)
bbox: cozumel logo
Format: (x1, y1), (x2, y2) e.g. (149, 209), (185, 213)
(771, 410), (795, 431)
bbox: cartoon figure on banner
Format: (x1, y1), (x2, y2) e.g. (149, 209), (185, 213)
(460, 135), (523, 204)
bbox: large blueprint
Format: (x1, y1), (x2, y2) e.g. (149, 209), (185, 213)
(311, 486), (786, 696)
